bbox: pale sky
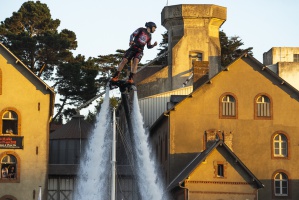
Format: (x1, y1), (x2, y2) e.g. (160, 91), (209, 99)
(2, 0), (299, 116)
(2, 0), (299, 64)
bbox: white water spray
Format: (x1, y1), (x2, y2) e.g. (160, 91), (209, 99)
(74, 87), (112, 200)
(131, 91), (168, 200)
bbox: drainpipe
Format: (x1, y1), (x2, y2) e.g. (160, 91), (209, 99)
(179, 181), (189, 200)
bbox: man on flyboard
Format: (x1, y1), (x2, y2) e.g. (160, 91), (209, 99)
(110, 22), (158, 84)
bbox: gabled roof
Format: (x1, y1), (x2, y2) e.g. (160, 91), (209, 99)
(167, 140), (264, 191)
(50, 115), (93, 139)
(164, 52), (299, 115)
(0, 42), (55, 116)
(0, 42), (55, 94)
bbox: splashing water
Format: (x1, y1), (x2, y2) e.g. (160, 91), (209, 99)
(131, 91), (169, 200)
(74, 87), (112, 200)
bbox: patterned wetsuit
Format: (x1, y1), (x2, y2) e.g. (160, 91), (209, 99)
(124, 27), (155, 62)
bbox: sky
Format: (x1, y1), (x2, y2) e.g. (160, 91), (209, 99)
(1, 0), (299, 116)
(2, 0), (299, 64)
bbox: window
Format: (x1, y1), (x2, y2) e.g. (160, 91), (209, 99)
(272, 132), (289, 159)
(274, 134), (287, 157)
(1, 154), (17, 180)
(274, 172), (288, 196)
(219, 93), (237, 119)
(213, 161), (227, 178)
(2, 111), (18, 135)
(255, 94), (272, 119)
(293, 54), (299, 62)
(217, 164), (224, 177)
(190, 52), (203, 64)
(48, 176), (75, 200)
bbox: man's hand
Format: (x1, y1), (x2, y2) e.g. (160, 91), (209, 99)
(153, 41), (157, 46)
(129, 41), (134, 46)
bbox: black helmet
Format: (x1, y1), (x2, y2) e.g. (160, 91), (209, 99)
(145, 22), (157, 33)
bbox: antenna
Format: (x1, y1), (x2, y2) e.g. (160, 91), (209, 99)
(166, 0), (168, 6)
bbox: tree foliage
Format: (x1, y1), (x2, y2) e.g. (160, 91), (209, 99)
(220, 30), (253, 67)
(0, 1), (77, 80)
(95, 49), (127, 84)
(0, 1), (102, 121)
(53, 55), (99, 120)
(154, 30), (253, 67)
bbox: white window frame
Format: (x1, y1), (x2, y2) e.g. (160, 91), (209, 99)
(222, 95), (236, 116)
(256, 95), (271, 117)
(274, 134), (287, 157)
(274, 173), (288, 196)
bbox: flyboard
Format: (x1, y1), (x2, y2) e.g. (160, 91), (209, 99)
(107, 78), (136, 137)
(108, 79), (137, 93)
(108, 78), (138, 174)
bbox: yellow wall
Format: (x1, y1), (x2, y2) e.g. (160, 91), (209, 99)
(167, 56), (299, 198)
(0, 47), (53, 199)
(186, 149), (257, 200)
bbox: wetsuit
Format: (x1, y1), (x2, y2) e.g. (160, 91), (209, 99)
(124, 27), (155, 62)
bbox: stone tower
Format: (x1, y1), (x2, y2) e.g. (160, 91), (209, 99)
(161, 4), (226, 90)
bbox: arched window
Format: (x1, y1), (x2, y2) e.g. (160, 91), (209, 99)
(0, 195), (17, 200)
(0, 68), (2, 95)
(274, 172), (288, 196)
(274, 134), (288, 157)
(254, 94), (272, 119)
(1, 154), (17, 179)
(219, 93), (237, 119)
(271, 132), (290, 159)
(2, 111), (18, 135)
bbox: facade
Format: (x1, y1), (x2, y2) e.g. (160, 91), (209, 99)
(137, 4), (226, 98)
(264, 47), (299, 90)
(0, 43), (55, 200)
(148, 53), (299, 199)
(167, 140), (263, 200)
(48, 115), (92, 200)
(133, 4), (299, 200)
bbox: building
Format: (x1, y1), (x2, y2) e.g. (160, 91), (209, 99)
(264, 47), (299, 90)
(167, 140), (264, 200)
(133, 4), (299, 200)
(48, 114), (92, 200)
(147, 52), (299, 199)
(0, 43), (55, 200)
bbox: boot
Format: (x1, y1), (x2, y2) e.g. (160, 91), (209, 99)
(126, 72), (135, 84)
(111, 71), (120, 82)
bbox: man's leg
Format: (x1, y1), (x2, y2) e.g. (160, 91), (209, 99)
(111, 58), (129, 81)
(127, 57), (139, 84)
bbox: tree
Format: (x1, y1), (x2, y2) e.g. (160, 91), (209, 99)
(53, 55), (99, 121)
(154, 30), (253, 67)
(95, 49), (127, 85)
(0, 1), (104, 121)
(0, 1), (77, 80)
(219, 30), (253, 67)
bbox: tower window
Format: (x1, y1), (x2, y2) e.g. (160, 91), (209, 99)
(293, 54), (299, 62)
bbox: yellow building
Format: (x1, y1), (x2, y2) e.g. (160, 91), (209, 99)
(148, 53), (299, 199)
(134, 4), (299, 199)
(0, 43), (55, 200)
